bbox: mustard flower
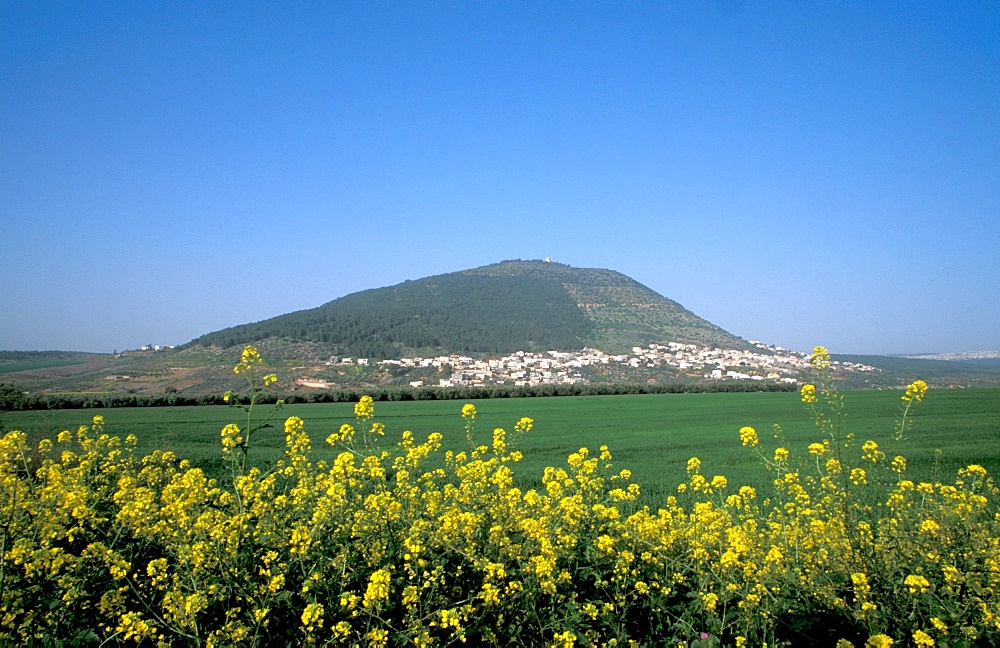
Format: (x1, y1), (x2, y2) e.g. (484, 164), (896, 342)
(801, 383), (818, 403)
(492, 427), (507, 455)
(367, 628), (390, 648)
(902, 379), (928, 402)
(920, 519), (940, 535)
(811, 346), (831, 369)
(363, 569), (392, 608)
(300, 602), (324, 632)
(355, 395), (375, 419)
(116, 612), (154, 642)
(808, 442), (826, 456)
(234, 344), (263, 373)
(461, 403), (476, 419)
(774, 447), (789, 463)
(904, 574), (931, 594)
(912, 630), (935, 646)
(739, 426), (758, 447)
(284, 416), (304, 435)
(552, 630), (577, 647)
(862, 440), (883, 463)
(220, 423), (242, 450)
(964, 464), (987, 479)
(866, 635), (894, 648)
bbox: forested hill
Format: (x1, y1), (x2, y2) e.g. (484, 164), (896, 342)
(184, 260), (749, 358)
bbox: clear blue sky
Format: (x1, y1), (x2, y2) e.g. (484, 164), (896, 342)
(2, 2), (998, 355)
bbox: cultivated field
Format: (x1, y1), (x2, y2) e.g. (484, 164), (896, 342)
(6, 388), (998, 506)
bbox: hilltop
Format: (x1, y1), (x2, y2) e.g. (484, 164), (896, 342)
(4, 261), (999, 399)
(184, 260), (750, 358)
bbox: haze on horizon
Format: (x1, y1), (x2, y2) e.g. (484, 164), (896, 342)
(2, 3), (997, 357)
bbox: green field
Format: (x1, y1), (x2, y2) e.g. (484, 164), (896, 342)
(0, 358), (87, 373)
(4, 389), (998, 506)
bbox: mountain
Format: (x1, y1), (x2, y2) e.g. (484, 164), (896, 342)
(184, 260), (750, 358)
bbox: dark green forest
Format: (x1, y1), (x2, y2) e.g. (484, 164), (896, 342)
(186, 271), (595, 357)
(183, 260), (750, 358)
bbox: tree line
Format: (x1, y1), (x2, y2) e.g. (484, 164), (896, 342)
(0, 380), (795, 411)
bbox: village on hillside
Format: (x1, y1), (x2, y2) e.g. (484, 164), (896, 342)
(304, 342), (879, 389)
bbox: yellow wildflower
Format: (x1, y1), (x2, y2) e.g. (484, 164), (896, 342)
(355, 395), (375, 419)
(220, 423), (242, 450)
(904, 574), (930, 594)
(363, 569), (392, 608)
(811, 346), (831, 368)
(739, 426), (758, 447)
(801, 383), (818, 403)
(920, 519), (940, 535)
(234, 345), (263, 373)
(902, 379), (928, 402)
(964, 464), (987, 479)
(300, 602), (324, 632)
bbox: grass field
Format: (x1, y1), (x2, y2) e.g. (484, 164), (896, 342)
(0, 358), (88, 373)
(4, 388), (998, 506)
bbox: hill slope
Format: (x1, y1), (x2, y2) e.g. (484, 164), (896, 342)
(185, 260), (749, 358)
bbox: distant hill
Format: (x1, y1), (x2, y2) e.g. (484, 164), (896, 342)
(835, 354), (1000, 387)
(184, 260), (750, 358)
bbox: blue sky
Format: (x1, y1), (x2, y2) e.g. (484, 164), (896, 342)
(2, 2), (998, 355)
